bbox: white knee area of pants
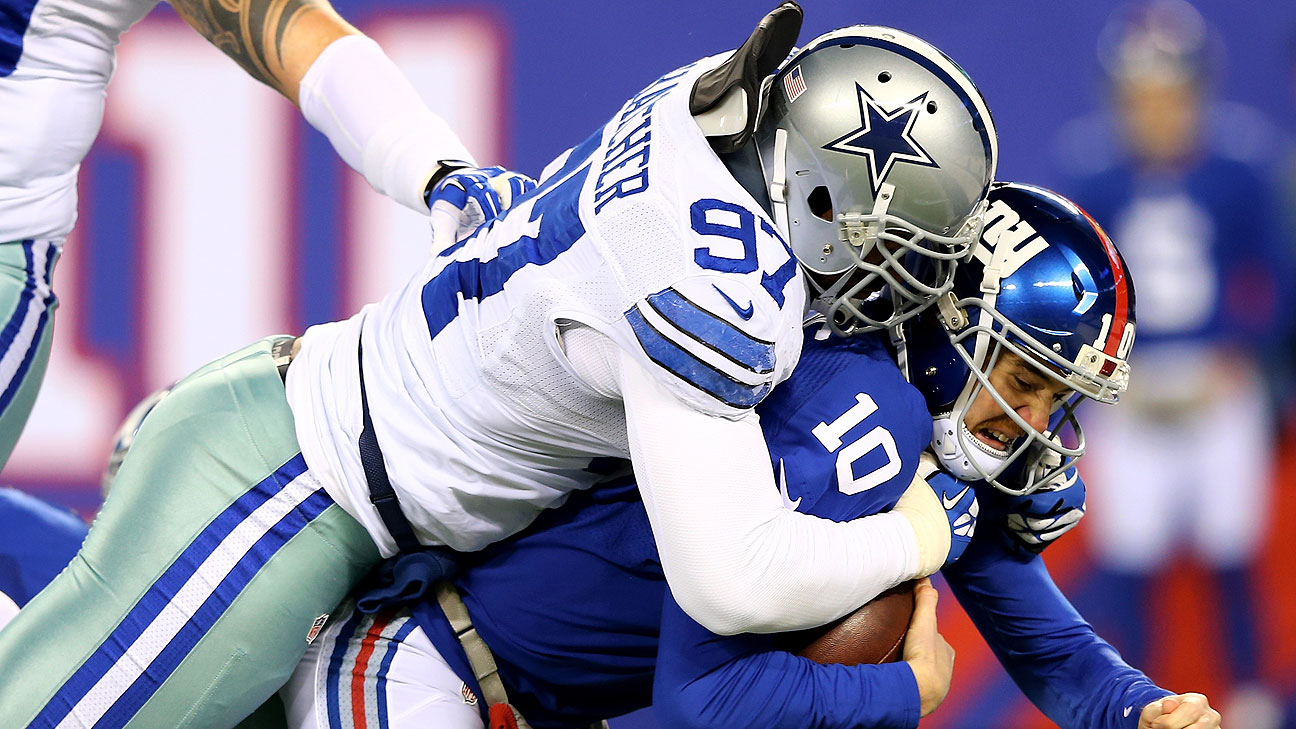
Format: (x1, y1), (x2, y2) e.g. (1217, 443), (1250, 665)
(1083, 409), (1185, 572)
(1082, 372), (1276, 573)
(1191, 377), (1274, 566)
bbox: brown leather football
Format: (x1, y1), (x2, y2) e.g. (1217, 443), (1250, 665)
(775, 579), (916, 665)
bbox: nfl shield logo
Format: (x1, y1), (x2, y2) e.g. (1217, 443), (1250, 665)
(305, 613), (329, 645)
(462, 683), (479, 706)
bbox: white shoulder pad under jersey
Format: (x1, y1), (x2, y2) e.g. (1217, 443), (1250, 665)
(0, 0), (158, 242)
(582, 56), (807, 417)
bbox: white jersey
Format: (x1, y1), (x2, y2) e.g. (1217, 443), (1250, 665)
(287, 56), (808, 555)
(0, 0), (156, 243)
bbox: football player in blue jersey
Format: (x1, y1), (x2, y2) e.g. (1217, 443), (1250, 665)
(0, 8), (1004, 727)
(272, 183), (1219, 729)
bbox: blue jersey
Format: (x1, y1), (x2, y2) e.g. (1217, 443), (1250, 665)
(412, 330), (1168, 729)
(1055, 106), (1289, 352)
(0, 487), (87, 605)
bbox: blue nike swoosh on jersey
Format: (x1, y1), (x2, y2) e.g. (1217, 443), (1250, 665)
(712, 284), (754, 320)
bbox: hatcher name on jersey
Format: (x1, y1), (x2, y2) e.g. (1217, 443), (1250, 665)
(592, 65), (691, 214)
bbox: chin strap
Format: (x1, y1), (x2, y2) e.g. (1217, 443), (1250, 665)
(769, 128), (791, 237)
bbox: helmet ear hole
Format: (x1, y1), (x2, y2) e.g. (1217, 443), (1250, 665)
(807, 186), (834, 222)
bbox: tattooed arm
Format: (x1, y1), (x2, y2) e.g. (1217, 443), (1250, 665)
(165, 0), (475, 210)
(168, 0), (356, 104)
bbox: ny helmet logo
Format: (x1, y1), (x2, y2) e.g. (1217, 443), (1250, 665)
(822, 84), (939, 196)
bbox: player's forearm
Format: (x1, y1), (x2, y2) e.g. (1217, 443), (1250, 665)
(169, 0), (357, 103)
(172, 0), (476, 211)
(655, 597), (921, 729)
(943, 540), (1170, 729)
(623, 356), (921, 635)
(296, 36), (475, 211)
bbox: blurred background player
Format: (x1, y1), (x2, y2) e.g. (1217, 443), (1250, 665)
(1053, 1), (1290, 725)
(0, 0), (483, 475)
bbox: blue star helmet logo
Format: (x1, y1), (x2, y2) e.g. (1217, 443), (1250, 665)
(823, 84), (940, 196)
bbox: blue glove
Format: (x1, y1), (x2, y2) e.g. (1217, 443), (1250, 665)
(426, 165), (538, 253)
(916, 453), (978, 567)
(996, 467), (1086, 555)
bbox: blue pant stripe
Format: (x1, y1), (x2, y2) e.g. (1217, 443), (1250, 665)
(97, 489), (333, 727)
(0, 249), (55, 417)
(28, 454), (310, 729)
(0, 239), (43, 416)
(375, 619), (417, 729)
(326, 608), (368, 729)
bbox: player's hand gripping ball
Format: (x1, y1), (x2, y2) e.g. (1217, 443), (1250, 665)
(427, 165), (537, 253)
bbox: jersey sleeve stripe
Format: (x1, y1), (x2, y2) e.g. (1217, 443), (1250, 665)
(644, 288), (775, 374)
(633, 299), (771, 388)
(626, 305), (770, 409)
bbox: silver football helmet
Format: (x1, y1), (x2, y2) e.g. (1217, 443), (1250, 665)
(755, 26), (998, 335)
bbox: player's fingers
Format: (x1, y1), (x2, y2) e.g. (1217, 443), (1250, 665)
(1140, 699), (1167, 727)
(1153, 695), (1209, 729)
(908, 579), (938, 632)
(938, 633), (955, 666)
(1183, 709), (1221, 729)
(902, 580), (939, 663)
(428, 204), (463, 255)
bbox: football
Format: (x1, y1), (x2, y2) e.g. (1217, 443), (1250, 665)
(775, 580), (916, 665)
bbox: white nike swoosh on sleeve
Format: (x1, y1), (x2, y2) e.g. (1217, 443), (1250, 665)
(777, 459), (802, 511)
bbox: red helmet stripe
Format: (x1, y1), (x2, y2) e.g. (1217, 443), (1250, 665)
(1079, 208), (1129, 356)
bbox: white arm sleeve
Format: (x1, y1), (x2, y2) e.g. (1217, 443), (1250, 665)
(298, 35), (477, 213)
(620, 350), (924, 635)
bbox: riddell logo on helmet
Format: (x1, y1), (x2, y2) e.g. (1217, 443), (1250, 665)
(972, 199), (1048, 280)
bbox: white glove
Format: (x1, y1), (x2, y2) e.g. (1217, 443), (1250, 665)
(427, 166), (537, 254)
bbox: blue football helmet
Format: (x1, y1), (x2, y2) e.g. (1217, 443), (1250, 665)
(900, 182), (1136, 495)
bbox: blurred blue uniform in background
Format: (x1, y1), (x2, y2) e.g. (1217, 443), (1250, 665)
(1053, 2), (1291, 725)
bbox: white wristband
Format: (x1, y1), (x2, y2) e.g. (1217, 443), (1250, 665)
(298, 35), (477, 212)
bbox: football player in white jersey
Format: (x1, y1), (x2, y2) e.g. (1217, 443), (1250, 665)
(0, 0), (505, 469)
(0, 7), (999, 728)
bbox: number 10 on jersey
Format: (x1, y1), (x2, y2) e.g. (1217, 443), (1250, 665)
(811, 393), (901, 495)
